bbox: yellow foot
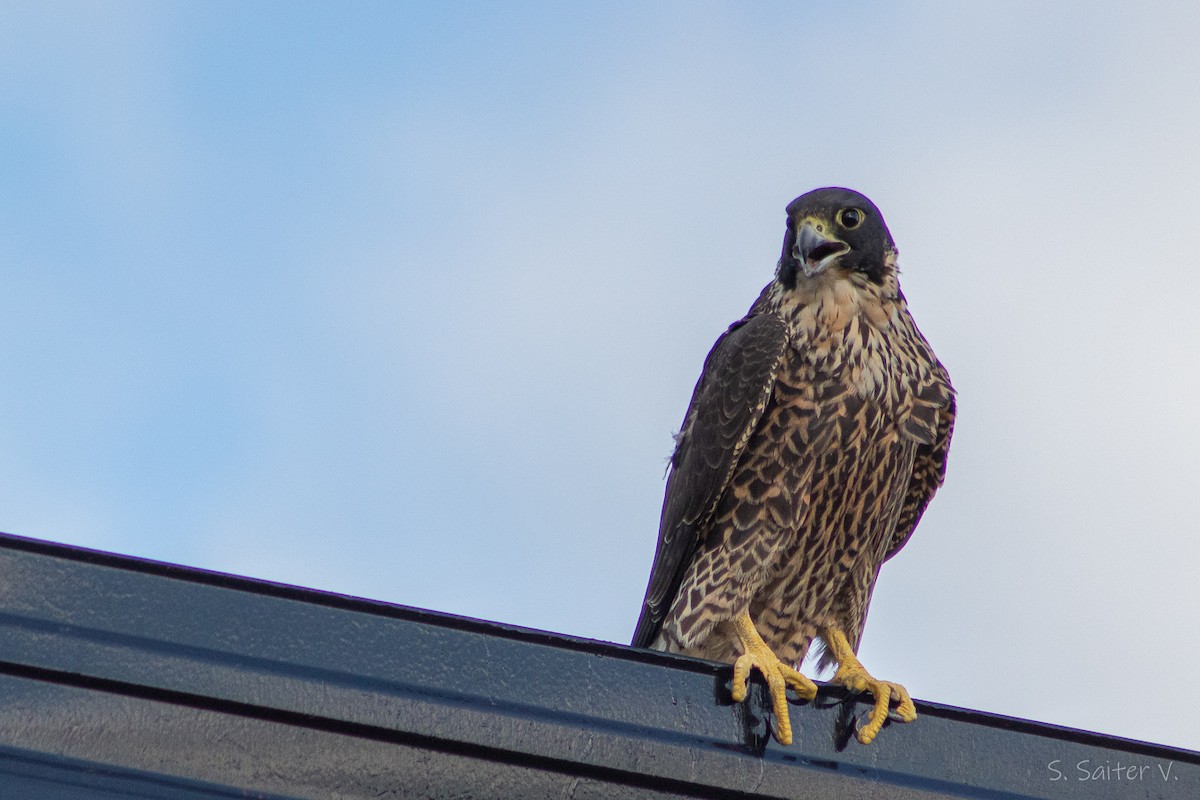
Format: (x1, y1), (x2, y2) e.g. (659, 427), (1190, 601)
(730, 612), (818, 745)
(823, 627), (917, 744)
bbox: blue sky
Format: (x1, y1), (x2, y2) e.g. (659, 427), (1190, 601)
(2, 2), (1198, 753)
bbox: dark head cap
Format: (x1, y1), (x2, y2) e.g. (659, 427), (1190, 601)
(777, 187), (896, 289)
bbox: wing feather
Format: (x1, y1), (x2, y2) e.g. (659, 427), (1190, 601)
(631, 313), (789, 648)
(884, 378), (955, 561)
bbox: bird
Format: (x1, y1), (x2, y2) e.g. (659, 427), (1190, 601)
(632, 187), (954, 746)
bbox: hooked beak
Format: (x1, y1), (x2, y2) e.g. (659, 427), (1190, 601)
(794, 222), (848, 277)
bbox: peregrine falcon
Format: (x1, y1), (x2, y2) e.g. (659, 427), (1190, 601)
(632, 188), (954, 745)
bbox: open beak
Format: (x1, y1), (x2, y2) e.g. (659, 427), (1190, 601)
(794, 222), (848, 277)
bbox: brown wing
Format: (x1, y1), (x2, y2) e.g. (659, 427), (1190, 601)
(631, 313), (789, 648)
(884, 373), (955, 561)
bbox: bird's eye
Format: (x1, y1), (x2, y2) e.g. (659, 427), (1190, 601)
(837, 208), (864, 229)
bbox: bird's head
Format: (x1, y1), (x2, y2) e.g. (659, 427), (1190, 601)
(776, 187), (896, 290)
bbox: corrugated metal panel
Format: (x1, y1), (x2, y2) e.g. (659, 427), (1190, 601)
(0, 532), (1194, 799)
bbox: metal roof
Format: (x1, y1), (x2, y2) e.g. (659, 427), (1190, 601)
(0, 531), (1194, 799)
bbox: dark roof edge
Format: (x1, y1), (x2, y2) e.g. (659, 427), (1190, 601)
(1, 529), (1193, 765)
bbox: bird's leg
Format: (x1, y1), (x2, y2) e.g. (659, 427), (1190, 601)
(730, 611), (818, 745)
(822, 626), (917, 744)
